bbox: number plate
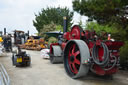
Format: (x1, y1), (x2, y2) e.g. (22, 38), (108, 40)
(17, 58), (22, 63)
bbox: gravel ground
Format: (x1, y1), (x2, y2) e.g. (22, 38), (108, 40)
(0, 50), (128, 85)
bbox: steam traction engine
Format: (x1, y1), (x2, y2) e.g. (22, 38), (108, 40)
(49, 17), (123, 79)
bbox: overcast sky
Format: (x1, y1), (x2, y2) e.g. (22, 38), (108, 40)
(0, 0), (87, 35)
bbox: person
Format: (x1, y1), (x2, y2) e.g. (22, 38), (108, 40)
(2, 35), (12, 52)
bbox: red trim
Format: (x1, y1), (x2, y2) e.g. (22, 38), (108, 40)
(61, 42), (66, 50)
(50, 43), (59, 54)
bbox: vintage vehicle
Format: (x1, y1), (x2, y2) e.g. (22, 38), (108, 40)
(49, 17), (123, 78)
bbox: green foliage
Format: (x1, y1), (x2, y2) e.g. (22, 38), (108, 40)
(48, 37), (58, 48)
(48, 37), (58, 43)
(40, 22), (56, 33)
(33, 7), (73, 32)
(56, 25), (63, 32)
(39, 22), (63, 40)
(39, 22), (56, 40)
(78, 19), (83, 28)
(85, 22), (125, 40)
(72, 0), (128, 24)
(120, 41), (128, 66)
(120, 41), (128, 58)
(86, 22), (117, 34)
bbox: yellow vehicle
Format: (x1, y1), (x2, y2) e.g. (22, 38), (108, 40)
(0, 37), (3, 42)
(20, 37), (48, 50)
(25, 39), (33, 46)
(0, 31), (3, 42)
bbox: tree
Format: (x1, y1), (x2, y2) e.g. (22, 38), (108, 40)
(85, 22), (126, 40)
(33, 7), (73, 32)
(72, 0), (128, 24)
(72, 0), (128, 40)
(39, 22), (56, 40)
(39, 22), (63, 40)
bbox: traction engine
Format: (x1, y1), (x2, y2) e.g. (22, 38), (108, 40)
(49, 17), (123, 79)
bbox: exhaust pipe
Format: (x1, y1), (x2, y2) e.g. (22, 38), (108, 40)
(28, 30), (29, 37)
(63, 16), (67, 33)
(4, 28), (6, 35)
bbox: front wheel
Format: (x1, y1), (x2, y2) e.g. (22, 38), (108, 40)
(50, 45), (63, 64)
(64, 40), (90, 78)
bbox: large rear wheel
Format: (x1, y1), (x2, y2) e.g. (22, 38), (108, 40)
(64, 40), (90, 78)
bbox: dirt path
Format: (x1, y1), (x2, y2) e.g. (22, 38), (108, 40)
(0, 50), (128, 85)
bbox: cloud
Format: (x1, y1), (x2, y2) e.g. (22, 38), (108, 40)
(0, 0), (87, 35)
(55, 0), (72, 9)
(0, 0), (56, 34)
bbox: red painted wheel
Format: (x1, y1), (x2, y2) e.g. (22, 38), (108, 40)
(68, 44), (81, 74)
(71, 25), (84, 39)
(64, 40), (90, 78)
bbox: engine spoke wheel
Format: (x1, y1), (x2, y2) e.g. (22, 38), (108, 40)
(68, 44), (80, 74)
(71, 25), (84, 39)
(64, 40), (90, 78)
(74, 58), (80, 65)
(74, 51), (80, 57)
(72, 63), (78, 73)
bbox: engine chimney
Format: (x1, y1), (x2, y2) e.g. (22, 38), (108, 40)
(4, 28), (6, 35)
(28, 30), (29, 37)
(63, 16), (67, 33)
